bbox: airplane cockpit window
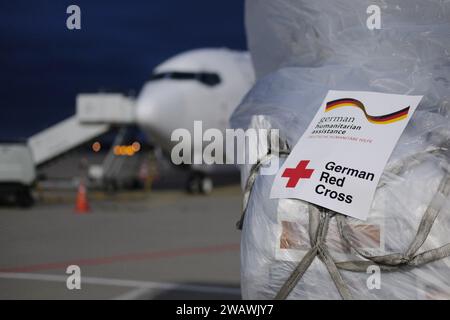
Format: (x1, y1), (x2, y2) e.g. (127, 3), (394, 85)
(197, 73), (221, 86)
(150, 71), (221, 87)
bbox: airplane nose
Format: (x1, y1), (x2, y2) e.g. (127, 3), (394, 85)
(135, 84), (156, 127)
(135, 81), (184, 142)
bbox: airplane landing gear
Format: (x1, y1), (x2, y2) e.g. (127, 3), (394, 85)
(186, 172), (213, 195)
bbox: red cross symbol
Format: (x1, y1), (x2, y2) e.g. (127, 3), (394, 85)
(282, 160), (315, 188)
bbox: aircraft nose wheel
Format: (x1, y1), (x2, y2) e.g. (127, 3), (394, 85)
(186, 173), (213, 194)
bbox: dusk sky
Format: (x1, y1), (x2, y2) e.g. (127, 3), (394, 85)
(0, 0), (246, 140)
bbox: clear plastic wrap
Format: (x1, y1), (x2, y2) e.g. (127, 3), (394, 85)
(231, 0), (450, 299)
(245, 0), (450, 79)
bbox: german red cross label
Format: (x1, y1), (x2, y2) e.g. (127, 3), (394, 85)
(270, 90), (423, 220)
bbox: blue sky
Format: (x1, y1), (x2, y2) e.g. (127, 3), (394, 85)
(0, 0), (246, 140)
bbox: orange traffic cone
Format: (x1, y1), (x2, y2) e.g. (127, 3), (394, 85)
(75, 181), (90, 214)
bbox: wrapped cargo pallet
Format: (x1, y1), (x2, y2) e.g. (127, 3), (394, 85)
(231, 0), (450, 299)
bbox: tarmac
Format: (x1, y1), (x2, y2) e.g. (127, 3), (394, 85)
(0, 185), (243, 299)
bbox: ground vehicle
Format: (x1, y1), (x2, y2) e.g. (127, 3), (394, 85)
(0, 142), (35, 207)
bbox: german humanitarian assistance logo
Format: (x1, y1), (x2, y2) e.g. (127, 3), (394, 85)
(325, 98), (410, 124)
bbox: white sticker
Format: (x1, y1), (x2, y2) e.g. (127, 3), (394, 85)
(270, 90), (423, 220)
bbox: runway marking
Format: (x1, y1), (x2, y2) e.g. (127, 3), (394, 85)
(113, 287), (153, 300)
(0, 243), (240, 273)
(0, 272), (241, 297)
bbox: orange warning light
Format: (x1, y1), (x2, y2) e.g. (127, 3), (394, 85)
(92, 141), (101, 152)
(113, 143), (140, 156)
(132, 141), (141, 152)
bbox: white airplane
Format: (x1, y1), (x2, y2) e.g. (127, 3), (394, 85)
(27, 48), (255, 195)
(135, 48), (255, 193)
